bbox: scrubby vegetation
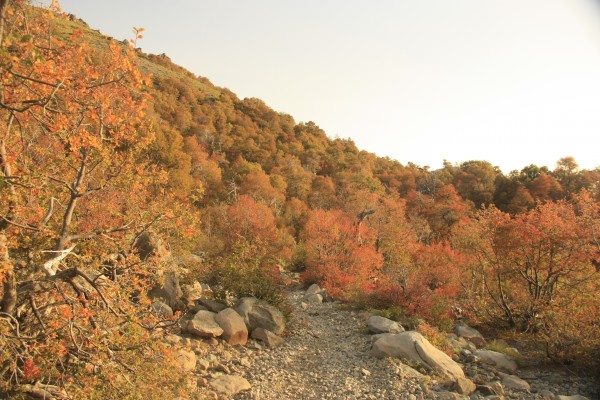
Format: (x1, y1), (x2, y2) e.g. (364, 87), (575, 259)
(1, 1), (599, 397)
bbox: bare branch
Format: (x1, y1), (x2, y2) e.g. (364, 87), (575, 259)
(41, 244), (76, 277)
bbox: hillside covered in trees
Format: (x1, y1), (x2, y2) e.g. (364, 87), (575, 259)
(1, 2), (599, 398)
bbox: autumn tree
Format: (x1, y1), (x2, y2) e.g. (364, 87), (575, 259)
(0, 3), (187, 397)
(302, 208), (382, 300)
(453, 201), (600, 363)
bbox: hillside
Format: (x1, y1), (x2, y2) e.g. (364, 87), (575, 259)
(0, 2), (599, 399)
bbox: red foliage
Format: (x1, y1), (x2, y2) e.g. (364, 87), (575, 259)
(302, 209), (382, 300)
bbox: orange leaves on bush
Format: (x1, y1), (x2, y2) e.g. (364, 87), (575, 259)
(302, 209), (382, 300)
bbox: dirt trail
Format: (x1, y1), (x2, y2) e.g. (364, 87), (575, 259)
(234, 290), (426, 400)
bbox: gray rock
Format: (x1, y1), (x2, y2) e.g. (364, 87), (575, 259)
(454, 377), (477, 394)
(502, 374), (530, 391)
(234, 297), (285, 335)
(305, 283), (322, 297)
(148, 270), (184, 310)
(187, 310), (224, 337)
(433, 391), (463, 400)
(150, 301), (173, 318)
(306, 293), (323, 304)
(214, 308), (248, 345)
(197, 298), (228, 313)
(209, 375), (251, 396)
(367, 315), (404, 334)
(133, 231), (169, 261)
(555, 396), (590, 400)
(473, 350), (517, 373)
(455, 322), (486, 347)
(251, 327), (285, 347)
(371, 331), (465, 380)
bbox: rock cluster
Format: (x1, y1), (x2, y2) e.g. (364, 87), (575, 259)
(157, 280), (597, 400)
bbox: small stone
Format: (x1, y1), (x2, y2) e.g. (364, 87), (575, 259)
(306, 293), (323, 304)
(361, 368), (371, 377)
(151, 301), (174, 318)
(209, 375), (251, 396)
(251, 327), (285, 347)
(454, 377), (477, 395)
(175, 349), (196, 372)
(473, 350), (517, 373)
(197, 358), (210, 371)
(502, 374), (530, 391)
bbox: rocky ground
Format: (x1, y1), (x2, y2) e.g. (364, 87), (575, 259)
(168, 286), (598, 400)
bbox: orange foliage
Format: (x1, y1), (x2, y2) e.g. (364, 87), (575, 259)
(302, 209), (382, 300)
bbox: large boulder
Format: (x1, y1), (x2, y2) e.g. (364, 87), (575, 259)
(214, 308), (248, 345)
(209, 375), (251, 396)
(186, 310), (224, 338)
(234, 297), (285, 335)
(473, 350), (517, 373)
(371, 331), (465, 380)
(367, 315), (404, 334)
(251, 328), (285, 348)
(455, 322), (486, 347)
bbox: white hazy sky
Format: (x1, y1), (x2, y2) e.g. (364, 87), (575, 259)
(57, 0), (600, 173)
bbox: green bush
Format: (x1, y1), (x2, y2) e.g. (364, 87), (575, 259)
(201, 241), (292, 318)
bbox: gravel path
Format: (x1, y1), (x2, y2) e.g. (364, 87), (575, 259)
(234, 291), (429, 400)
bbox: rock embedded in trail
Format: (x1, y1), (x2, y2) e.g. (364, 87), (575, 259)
(305, 293), (323, 304)
(187, 310), (224, 338)
(214, 307), (248, 345)
(371, 331), (465, 381)
(251, 327), (285, 347)
(209, 375), (251, 396)
(175, 349), (197, 371)
(473, 349), (517, 373)
(234, 297), (285, 335)
(367, 315), (404, 334)
(501, 374), (530, 391)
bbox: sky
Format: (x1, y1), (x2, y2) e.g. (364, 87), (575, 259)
(56, 0), (600, 173)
